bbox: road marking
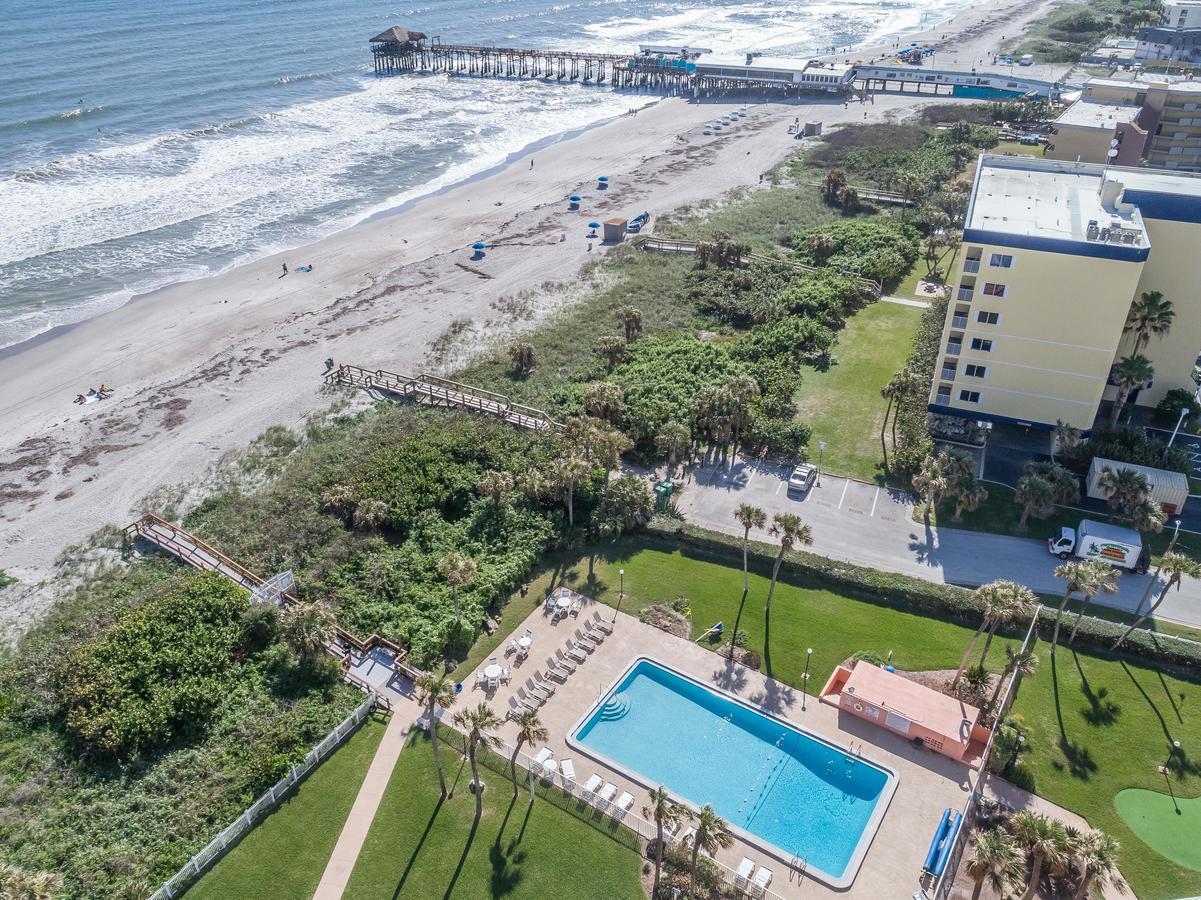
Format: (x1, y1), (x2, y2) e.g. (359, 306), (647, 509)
(838, 480), (849, 509)
(848, 507), (865, 515)
(816, 500), (834, 508)
(870, 486), (880, 517)
(775, 481), (784, 495)
(880, 515), (897, 522)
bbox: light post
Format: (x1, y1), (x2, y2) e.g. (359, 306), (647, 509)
(801, 648), (813, 711)
(613, 568), (625, 623)
(1004, 732), (1025, 777)
(817, 441), (826, 487)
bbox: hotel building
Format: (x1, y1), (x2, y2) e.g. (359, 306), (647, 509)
(928, 154), (1201, 432)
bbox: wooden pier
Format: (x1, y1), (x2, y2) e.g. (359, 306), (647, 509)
(326, 364), (564, 433)
(125, 512), (423, 707)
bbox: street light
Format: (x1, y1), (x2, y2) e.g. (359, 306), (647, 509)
(801, 647), (813, 711)
(613, 568), (625, 623)
(817, 441), (826, 487)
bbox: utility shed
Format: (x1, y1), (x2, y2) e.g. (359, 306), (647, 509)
(1087, 456), (1189, 514)
(603, 218), (627, 242)
(821, 664), (988, 763)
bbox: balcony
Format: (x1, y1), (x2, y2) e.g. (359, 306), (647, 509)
(962, 258), (981, 273)
(952, 313), (968, 328)
(945, 340), (962, 356)
(957, 287), (974, 302)
(940, 367), (957, 382)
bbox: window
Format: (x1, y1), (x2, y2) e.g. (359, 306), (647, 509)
(982, 283), (1007, 297)
(988, 253), (1014, 268)
(977, 311), (1000, 325)
(964, 364), (988, 378)
(959, 390), (981, 403)
(936, 385), (952, 404)
(970, 338), (994, 351)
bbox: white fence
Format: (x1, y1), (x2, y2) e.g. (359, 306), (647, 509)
(439, 721), (790, 900)
(148, 694), (379, 900)
(928, 606), (1043, 900)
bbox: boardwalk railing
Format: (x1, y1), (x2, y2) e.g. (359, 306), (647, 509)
(325, 365), (564, 433)
(633, 236), (883, 297)
(124, 513), (419, 705)
(149, 694), (379, 900)
(798, 180), (915, 206)
(928, 607), (1042, 900)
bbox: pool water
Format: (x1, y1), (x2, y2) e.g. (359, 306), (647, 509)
(572, 659), (893, 882)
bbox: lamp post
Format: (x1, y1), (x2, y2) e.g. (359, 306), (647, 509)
(1004, 732), (1025, 777)
(613, 568), (625, 623)
(817, 441), (826, 487)
(801, 648), (813, 711)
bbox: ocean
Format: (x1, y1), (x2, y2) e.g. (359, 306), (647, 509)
(0, 0), (967, 350)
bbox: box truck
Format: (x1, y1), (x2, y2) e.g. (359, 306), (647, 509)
(1048, 519), (1148, 572)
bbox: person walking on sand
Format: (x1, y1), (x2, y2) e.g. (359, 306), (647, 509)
(281, 263), (288, 277)
(530, 158), (534, 170)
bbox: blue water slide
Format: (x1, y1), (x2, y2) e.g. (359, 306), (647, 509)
(931, 811), (963, 877)
(922, 808), (952, 872)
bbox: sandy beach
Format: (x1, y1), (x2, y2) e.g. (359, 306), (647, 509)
(0, 0), (1069, 639)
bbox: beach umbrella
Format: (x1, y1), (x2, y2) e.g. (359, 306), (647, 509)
(569, 194), (582, 210)
(471, 241), (486, 250)
(588, 221), (601, 229)
(597, 176), (609, 182)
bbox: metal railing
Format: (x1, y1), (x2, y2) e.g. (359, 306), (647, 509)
(148, 694), (380, 900)
(962, 259), (981, 273)
(437, 722), (790, 899)
(945, 341), (962, 355)
(929, 607), (1042, 900)
(956, 287), (974, 302)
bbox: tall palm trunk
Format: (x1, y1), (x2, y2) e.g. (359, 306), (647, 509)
(1074, 872), (1095, 900)
(765, 546), (785, 614)
(469, 740), (483, 820)
(1067, 596), (1094, 644)
(451, 585), (461, 624)
(653, 819), (665, 897)
(1051, 588), (1074, 648)
(977, 622), (1000, 667)
(565, 486), (575, 527)
(971, 876), (987, 900)
(1114, 578), (1174, 648)
(741, 528), (751, 594)
(510, 738), (526, 798)
(1022, 851), (1046, 900)
(953, 620), (987, 686)
(880, 395), (894, 472)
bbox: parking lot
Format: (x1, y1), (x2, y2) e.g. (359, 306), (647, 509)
(1145, 426), (1201, 482)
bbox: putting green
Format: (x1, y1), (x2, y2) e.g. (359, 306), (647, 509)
(1114, 788), (1201, 871)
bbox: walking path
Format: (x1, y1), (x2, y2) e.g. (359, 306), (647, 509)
(880, 294), (931, 308)
(312, 703), (422, 900)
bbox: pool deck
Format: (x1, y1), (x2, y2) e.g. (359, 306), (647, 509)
(475, 596), (975, 898)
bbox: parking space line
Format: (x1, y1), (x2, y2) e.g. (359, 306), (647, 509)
(870, 486), (880, 517)
(838, 480), (849, 510)
(775, 481), (784, 495)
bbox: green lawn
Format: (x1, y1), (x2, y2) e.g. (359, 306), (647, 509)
(459, 537), (1201, 900)
(794, 300), (923, 484)
(186, 716), (387, 900)
(894, 248), (957, 301)
(993, 140), (1043, 158)
(344, 731), (645, 899)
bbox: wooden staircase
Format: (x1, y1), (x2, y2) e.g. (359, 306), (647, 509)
(325, 365), (564, 433)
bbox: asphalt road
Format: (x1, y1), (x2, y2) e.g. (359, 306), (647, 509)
(671, 460), (1201, 630)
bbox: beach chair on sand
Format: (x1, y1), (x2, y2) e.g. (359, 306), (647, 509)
(589, 610), (614, 635)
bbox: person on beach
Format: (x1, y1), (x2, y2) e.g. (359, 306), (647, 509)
(324, 358), (335, 373)
(281, 263), (288, 276)
(530, 158), (534, 169)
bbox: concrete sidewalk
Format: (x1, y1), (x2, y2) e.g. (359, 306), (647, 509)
(312, 703), (421, 900)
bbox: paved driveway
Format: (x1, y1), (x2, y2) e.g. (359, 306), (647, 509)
(671, 460), (1201, 630)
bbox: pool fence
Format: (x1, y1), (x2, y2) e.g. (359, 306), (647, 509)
(438, 721), (790, 899)
(927, 605), (1043, 900)
(148, 693), (380, 900)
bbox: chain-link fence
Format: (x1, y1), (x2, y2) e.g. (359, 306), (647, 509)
(929, 607), (1043, 900)
(437, 723), (789, 899)
(148, 694), (379, 900)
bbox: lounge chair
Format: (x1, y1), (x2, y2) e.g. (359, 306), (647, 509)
(517, 686), (543, 708)
(582, 774), (602, 801)
(589, 610), (614, 635)
(752, 865), (773, 897)
(532, 671), (556, 697)
(596, 782), (617, 809)
(735, 857), (755, 890)
(554, 649), (579, 672)
(507, 695), (535, 719)
(564, 640), (588, 664)
(559, 758), (576, 785)
(583, 620), (606, 644)
(572, 630), (597, 652)
(532, 747), (553, 768)
(525, 677), (552, 701)
(614, 791), (634, 813)
(544, 657), (570, 681)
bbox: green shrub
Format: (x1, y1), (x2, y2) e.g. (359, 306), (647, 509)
(794, 220), (920, 285)
(1154, 388), (1201, 431)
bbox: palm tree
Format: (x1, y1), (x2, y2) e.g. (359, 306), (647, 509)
(415, 670), (458, 799)
(977, 582), (1035, 666)
(508, 341), (537, 375)
(725, 375), (760, 466)
(913, 451), (949, 521)
(733, 503), (767, 594)
(1114, 550), (1201, 648)
(1051, 560), (1116, 650)
(438, 551), (478, 626)
(582, 381), (625, 423)
(690, 804), (734, 885)
(1127, 495), (1166, 536)
(1108, 354), (1155, 426)
(953, 581), (1021, 687)
(1067, 564), (1121, 645)
(643, 786), (680, 898)
(477, 469), (514, 507)
(765, 513), (813, 615)
(547, 454), (593, 527)
(1073, 829), (1126, 899)
(509, 708), (549, 798)
(1008, 811), (1070, 900)
(1124, 290), (1174, 352)
(597, 334), (628, 369)
(598, 427), (634, 484)
(1014, 472), (1056, 531)
(1096, 466), (1149, 521)
(615, 305), (643, 342)
(452, 702), (503, 821)
(880, 376), (899, 471)
(352, 497), (389, 532)
(655, 421), (692, 478)
(965, 827), (1025, 900)
(0, 864), (63, 900)
(988, 643), (1039, 710)
(281, 601), (333, 664)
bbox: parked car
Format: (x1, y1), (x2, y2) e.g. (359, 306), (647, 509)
(627, 211), (651, 233)
(787, 463), (817, 495)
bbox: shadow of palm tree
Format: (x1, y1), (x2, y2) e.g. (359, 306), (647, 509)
(442, 815), (481, 900)
(712, 659), (748, 694)
(1072, 652), (1120, 727)
(763, 606), (773, 677)
(750, 677), (796, 714)
(489, 796), (528, 897)
(391, 797), (445, 900)
(1048, 650), (1098, 781)
(727, 587), (750, 662)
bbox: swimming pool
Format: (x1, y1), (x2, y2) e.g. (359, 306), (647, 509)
(569, 658), (896, 887)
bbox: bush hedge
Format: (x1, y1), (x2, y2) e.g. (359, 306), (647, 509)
(644, 518), (1201, 677)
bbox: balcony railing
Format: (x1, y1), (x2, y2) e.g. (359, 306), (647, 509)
(936, 391), (952, 405)
(956, 288), (974, 302)
(952, 314), (968, 328)
(946, 341), (962, 356)
(940, 368), (957, 382)
(962, 259), (981, 273)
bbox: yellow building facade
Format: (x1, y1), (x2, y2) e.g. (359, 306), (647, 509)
(929, 155), (1201, 431)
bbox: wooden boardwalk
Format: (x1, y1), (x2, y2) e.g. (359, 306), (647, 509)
(325, 365), (564, 433)
(125, 513), (423, 707)
(633, 236), (883, 297)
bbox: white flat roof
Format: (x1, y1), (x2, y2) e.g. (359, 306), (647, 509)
(697, 54), (810, 74)
(1055, 97), (1142, 129)
(1088, 74), (1201, 92)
